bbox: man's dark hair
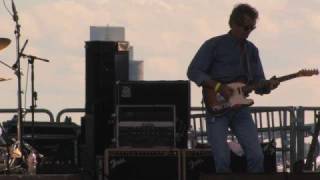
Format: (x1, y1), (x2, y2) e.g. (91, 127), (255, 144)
(229, 3), (258, 27)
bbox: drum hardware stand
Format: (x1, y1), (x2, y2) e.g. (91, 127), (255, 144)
(9, 0), (34, 173)
(10, 0), (25, 158)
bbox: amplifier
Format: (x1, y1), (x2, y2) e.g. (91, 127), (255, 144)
(115, 80), (190, 148)
(116, 105), (176, 147)
(181, 149), (215, 180)
(104, 148), (181, 180)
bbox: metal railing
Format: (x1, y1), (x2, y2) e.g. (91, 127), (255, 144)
(295, 107), (320, 171)
(190, 106), (320, 172)
(250, 106), (296, 172)
(56, 108), (85, 122)
(0, 108), (55, 122)
(0, 106), (319, 172)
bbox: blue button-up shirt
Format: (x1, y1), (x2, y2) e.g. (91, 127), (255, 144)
(187, 32), (269, 94)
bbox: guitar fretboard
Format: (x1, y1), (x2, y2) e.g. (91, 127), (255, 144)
(243, 72), (300, 94)
(276, 73), (299, 82)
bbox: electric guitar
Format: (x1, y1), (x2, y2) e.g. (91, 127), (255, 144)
(203, 69), (319, 116)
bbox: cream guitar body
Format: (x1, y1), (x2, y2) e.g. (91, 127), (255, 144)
(203, 69), (318, 116)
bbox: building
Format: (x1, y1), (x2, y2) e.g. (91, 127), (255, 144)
(89, 26), (144, 80)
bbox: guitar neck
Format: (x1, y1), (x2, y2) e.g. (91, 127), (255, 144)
(276, 73), (300, 82)
(244, 72), (299, 93)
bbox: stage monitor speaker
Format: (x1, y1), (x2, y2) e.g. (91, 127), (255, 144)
(115, 80), (190, 148)
(104, 148), (181, 180)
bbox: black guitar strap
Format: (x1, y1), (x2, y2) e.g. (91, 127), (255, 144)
(243, 44), (253, 83)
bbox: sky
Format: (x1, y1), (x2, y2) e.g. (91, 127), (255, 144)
(0, 0), (319, 124)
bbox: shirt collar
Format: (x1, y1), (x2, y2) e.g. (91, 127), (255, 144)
(227, 31), (248, 46)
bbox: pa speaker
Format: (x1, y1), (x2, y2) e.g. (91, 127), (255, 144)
(85, 41), (129, 113)
(85, 41), (129, 154)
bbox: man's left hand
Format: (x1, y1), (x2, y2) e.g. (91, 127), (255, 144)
(267, 77), (280, 90)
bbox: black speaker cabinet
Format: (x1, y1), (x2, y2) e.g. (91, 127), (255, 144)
(85, 41), (129, 154)
(85, 41), (129, 113)
(104, 148), (181, 180)
(115, 80), (190, 148)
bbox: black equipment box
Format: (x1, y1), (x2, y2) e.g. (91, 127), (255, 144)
(115, 80), (190, 148)
(2, 121), (80, 173)
(104, 148), (181, 180)
(116, 105), (176, 147)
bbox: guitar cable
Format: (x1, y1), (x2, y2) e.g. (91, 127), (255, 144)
(201, 98), (206, 114)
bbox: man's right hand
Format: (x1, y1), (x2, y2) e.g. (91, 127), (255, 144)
(202, 80), (234, 100)
(219, 84), (234, 100)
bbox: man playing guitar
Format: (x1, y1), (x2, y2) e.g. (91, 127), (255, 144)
(187, 3), (279, 173)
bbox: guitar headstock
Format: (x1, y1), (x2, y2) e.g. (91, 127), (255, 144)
(297, 69), (319, 77)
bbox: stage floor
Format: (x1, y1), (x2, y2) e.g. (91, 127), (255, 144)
(0, 173), (319, 180)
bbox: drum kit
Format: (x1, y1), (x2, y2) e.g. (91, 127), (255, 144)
(0, 38), (10, 51)
(0, 0), (55, 174)
(0, 38), (12, 81)
(0, 1), (46, 173)
(0, 38), (36, 174)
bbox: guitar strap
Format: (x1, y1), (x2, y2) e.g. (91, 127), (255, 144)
(243, 44), (253, 83)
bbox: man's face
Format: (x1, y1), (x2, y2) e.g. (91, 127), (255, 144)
(232, 15), (256, 40)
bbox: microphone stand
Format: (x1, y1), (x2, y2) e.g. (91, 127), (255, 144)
(29, 57), (36, 146)
(22, 54), (49, 145)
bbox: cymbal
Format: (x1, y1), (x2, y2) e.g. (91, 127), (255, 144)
(0, 77), (11, 82)
(0, 38), (11, 51)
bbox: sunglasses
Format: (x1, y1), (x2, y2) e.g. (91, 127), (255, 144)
(241, 24), (256, 31)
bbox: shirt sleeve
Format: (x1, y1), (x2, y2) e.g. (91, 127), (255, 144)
(187, 40), (215, 86)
